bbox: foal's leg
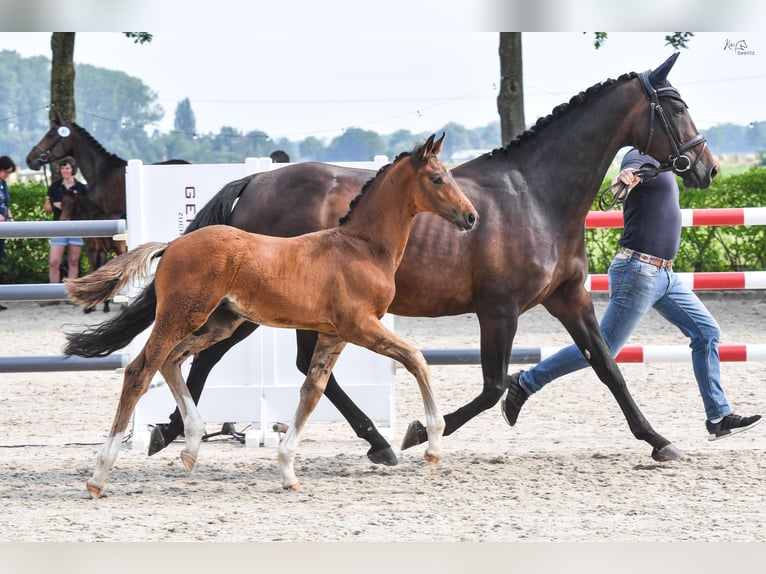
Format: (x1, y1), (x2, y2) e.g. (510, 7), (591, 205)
(348, 319), (444, 466)
(401, 310), (516, 450)
(278, 333), (347, 490)
(87, 348), (165, 498)
(149, 321), (260, 455)
(159, 361), (206, 471)
(295, 329), (397, 465)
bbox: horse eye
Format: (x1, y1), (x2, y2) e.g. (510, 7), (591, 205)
(430, 175), (444, 185)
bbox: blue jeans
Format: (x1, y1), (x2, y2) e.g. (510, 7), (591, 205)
(519, 253), (731, 421)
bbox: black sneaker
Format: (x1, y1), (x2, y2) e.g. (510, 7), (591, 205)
(501, 371), (529, 427)
(706, 413), (761, 441)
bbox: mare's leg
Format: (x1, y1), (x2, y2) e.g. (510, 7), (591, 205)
(295, 329), (397, 465)
(159, 361), (206, 471)
(401, 310), (516, 449)
(542, 284), (680, 460)
(148, 321), (260, 455)
(278, 334), (347, 490)
(349, 319), (444, 466)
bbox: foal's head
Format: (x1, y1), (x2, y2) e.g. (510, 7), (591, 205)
(406, 133), (477, 231)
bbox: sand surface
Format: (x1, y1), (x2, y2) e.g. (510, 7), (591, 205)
(0, 293), (763, 542)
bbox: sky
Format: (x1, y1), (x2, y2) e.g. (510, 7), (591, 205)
(0, 29), (764, 143)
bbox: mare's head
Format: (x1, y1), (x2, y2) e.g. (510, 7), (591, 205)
(406, 133), (477, 230)
(631, 53), (718, 188)
(26, 109), (76, 170)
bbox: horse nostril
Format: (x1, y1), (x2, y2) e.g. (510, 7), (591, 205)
(466, 212), (477, 228)
(710, 165), (719, 179)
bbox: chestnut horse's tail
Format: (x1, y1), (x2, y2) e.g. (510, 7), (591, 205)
(64, 241), (167, 307)
(64, 241), (167, 359)
(184, 175), (253, 233)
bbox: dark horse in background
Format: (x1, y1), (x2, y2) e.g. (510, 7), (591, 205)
(70, 54), (718, 465)
(25, 109), (187, 311)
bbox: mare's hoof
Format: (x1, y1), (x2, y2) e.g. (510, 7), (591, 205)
(148, 423), (183, 456)
(83, 306), (95, 314)
(86, 481), (103, 499)
(180, 451), (197, 472)
(367, 446), (398, 466)
(401, 420), (428, 451)
(272, 422), (290, 433)
(283, 482), (302, 491)
(651, 443), (684, 462)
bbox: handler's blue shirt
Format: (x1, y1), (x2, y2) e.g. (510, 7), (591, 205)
(618, 148), (681, 261)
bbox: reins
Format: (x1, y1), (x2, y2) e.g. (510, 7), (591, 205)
(597, 163), (667, 211)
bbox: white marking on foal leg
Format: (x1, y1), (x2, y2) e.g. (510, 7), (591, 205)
(277, 425), (302, 490)
(87, 431), (125, 498)
(179, 395), (206, 471)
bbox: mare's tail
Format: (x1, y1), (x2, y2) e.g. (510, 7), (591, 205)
(184, 175), (254, 233)
(64, 241), (167, 307)
(64, 281), (159, 358)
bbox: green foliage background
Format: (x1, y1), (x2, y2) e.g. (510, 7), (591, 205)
(3, 168), (765, 284)
(586, 167), (766, 273)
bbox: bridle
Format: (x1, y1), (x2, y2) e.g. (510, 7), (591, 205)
(29, 124), (72, 187)
(636, 71), (707, 175)
(598, 72), (708, 210)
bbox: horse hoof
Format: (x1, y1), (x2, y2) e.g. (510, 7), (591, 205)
(180, 451), (197, 472)
(272, 422), (290, 433)
(283, 482), (301, 491)
(148, 423), (182, 456)
(400, 420), (428, 451)
(367, 446), (398, 466)
(424, 452), (440, 467)
(86, 481), (103, 499)
(83, 306), (94, 314)
(651, 443), (684, 462)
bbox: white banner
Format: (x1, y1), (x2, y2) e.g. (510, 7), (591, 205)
(125, 156), (394, 447)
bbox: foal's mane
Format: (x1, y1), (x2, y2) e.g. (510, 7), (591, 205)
(486, 72), (637, 156)
(337, 149), (414, 226)
(67, 121), (128, 166)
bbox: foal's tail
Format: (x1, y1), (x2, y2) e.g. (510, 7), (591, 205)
(184, 175), (254, 232)
(64, 241), (167, 307)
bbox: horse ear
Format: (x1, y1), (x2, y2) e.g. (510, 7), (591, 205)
(51, 105), (64, 125)
(649, 52), (679, 88)
(421, 133), (436, 161)
(432, 132), (446, 156)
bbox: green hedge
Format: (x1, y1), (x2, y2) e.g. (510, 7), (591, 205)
(0, 181), (88, 284)
(586, 166), (766, 273)
(3, 168), (765, 283)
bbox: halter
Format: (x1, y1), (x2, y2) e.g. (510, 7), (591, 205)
(598, 73), (708, 210)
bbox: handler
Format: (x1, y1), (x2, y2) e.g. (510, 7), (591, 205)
(502, 148), (761, 441)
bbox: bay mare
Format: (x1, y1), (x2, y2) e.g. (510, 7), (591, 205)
(71, 54), (718, 465)
(64, 135), (478, 497)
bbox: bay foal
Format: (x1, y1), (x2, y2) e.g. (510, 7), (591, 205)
(65, 134), (477, 497)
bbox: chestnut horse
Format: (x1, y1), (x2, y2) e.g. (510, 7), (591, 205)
(64, 135), (478, 497)
(68, 54), (718, 465)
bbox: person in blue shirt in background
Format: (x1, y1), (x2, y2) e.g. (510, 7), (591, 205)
(0, 155), (17, 311)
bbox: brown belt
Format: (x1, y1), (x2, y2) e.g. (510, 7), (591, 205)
(620, 247), (673, 269)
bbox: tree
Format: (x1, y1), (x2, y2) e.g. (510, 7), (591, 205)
(49, 32), (153, 124)
(174, 97), (196, 134)
(497, 32), (524, 146)
(50, 33), (75, 123)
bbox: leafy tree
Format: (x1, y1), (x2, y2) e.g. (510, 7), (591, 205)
(298, 136), (325, 161)
(322, 128), (385, 162)
(174, 97), (196, 134)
